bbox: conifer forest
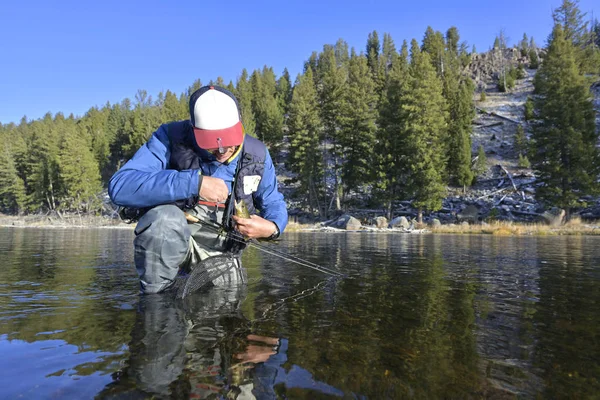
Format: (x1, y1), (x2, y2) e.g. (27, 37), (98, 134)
(1, 0), (599, 221)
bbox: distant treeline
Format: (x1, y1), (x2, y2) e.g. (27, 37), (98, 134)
(1, 0), (599, 220)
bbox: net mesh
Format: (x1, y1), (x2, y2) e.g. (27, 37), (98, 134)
(167, 255), (238, 299)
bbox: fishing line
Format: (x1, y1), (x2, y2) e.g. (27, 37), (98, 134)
(184, 213), (344, 277)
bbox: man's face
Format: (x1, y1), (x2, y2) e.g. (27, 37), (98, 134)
(206, 145), (238, 163)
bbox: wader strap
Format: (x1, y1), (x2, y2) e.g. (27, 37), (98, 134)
(222, 145), (246, 231)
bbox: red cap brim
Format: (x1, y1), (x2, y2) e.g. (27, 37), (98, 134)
(193, 121), (244, 149)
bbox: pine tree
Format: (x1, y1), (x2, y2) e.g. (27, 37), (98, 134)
(251, 67), (284, 155)
(317, 45), (347, 212)
(593, 18), (600, 48)
(531, 24), (600, 214)
(404, 40), (448, 222)
(421, 27), (446, 76)
(107, 100), (132, 174)
(529, 37), (540, 68)
(474, 145), (487, 176)
(334, 38), (350, 66)
(24, 115), (62, 211)
(162, 89), (186, 122)
(514, 124), (528, 155)
(0, 140), (27, 214)
(286, 69), (324, 215)
(236, 69), (256, 136)
(441, 27), (475, 189)
(518, 153), (531, 169)
(520, 33), (529, 57)
(122, 99), (161, 161)
(58, 124), (103, 212)
(552, 0), (600, 74)
(375, 41), (410, 219)
(79, 105), (112, 183)
(366, 31), (381, 79)
(339, 51), (378, 202)
(276, 68), (293, 115)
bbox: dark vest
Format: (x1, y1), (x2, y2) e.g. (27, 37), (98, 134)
(165, 121), (266, 214)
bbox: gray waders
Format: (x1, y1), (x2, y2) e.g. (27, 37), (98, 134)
(133, 204), (246, 294)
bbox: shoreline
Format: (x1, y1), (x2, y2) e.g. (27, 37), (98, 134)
(2, 217), (600, 236)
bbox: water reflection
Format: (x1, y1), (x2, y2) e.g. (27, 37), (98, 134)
(97, 282), (346, 399)
(1, 229), (600, 398)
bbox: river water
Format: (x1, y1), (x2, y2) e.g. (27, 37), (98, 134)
(0, 227), (599, 399)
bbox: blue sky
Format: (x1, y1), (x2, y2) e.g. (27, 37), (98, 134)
(0, 0), (597, 124)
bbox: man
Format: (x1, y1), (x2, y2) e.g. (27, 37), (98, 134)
(109, 85), (287, 294)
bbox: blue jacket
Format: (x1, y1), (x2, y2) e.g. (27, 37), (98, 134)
(108, 121), (288, 233)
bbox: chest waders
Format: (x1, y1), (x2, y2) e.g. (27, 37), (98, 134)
(172, 145), (251, 296)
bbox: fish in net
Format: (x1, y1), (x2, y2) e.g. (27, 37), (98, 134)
(167, 255), (239, 299)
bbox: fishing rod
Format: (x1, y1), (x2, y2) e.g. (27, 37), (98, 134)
(184, 212), (344, 277)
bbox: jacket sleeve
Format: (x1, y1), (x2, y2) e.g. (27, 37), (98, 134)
(253, 149), (288, 234)
(108, 124), (200, 208)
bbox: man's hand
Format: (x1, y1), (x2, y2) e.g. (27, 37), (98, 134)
(199, 176), (229, 203)
(232, 215), (278, 239)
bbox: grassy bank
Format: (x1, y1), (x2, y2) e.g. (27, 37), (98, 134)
(0, 214), (131, 229)
(3, 215), (600, 236)
(289, 218), (600, 236)
(429, 219), (600, 236)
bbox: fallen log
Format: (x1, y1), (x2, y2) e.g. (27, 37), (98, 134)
(475, 106), (522, 124)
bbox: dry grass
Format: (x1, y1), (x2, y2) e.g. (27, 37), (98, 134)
(429, 220), (600, 236)
(0, 214), (130, 229)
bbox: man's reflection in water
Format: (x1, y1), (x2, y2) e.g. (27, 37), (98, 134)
(98, 284), (344, 399)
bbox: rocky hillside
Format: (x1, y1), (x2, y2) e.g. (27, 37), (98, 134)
(306, 63), (600, 229)
(405, 68), (600, 226)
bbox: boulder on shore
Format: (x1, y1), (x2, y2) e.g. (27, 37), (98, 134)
(375, 216), (388, 229)
(389, 216), (410, 229)
(328, 214), (362, 230)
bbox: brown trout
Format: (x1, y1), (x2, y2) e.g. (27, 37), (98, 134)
(234, 199), (250, 219)
(234, 199), (250, 239)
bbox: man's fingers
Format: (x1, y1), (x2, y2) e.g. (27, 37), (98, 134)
(199, 176), (229, 202)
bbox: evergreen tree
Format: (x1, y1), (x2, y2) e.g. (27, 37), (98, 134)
(404, 40), (448, 222)
(304, 51), (319, 81)
(524, 97), (535, 120)
(58, 124), (103, 212)
(0, 140), (27, 214)
(339, 51), (378, 202)
(518, 153), (531, 169)
(251, 67), (284, 153)
(107, 100), (132, 174)
(552, 0), (600, 74)
(276, 68), (293, 115)
(334, 38), (350, 66)
(529, 48), (540, 68)
(520, 33), (529, 57)
(162, 89), (186, 122)
(421, 27), (446, 76)
(494, 30), (510, 92)
(375, 41), (410, 219)
(381, 33), (397, 73)
(474, 145), (487, 176)
(442, 27), (475, 189)
(514, 124), (528, 155)
(552, 0), (588, 44)
(366, 30), (381, 78)
(122, 98), (161, 161)
(286, 69), (324, 215)
(236, 69), (256, 136)
(531, 24), (600, 214)
(317, 45), (347, 212)
(79, 105), (112, 183)
(593, 18), (600, 48)
(24, 115), (62, 211)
